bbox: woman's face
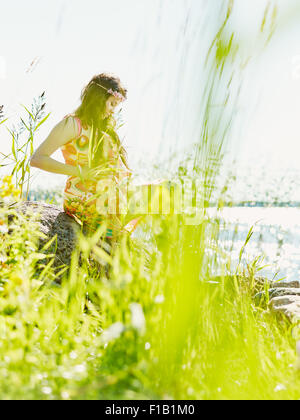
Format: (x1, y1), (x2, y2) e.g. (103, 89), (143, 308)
(104, 95), (122, 118)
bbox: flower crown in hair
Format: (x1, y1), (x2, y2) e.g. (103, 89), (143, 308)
(94, 82), (126, 101)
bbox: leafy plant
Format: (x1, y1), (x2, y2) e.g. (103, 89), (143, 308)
(0, 92), (50, 200)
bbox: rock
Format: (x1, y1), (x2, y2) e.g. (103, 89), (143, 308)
(268, 288), (300, 299)
(8, 201), (81, 270)
(255, 287), (300, 306)
(250, 275), (300, 322)
(269, 295), (300, 323)
(271, 280), (300, 289)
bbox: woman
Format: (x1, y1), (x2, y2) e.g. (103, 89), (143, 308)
(30, 73), (142, 246)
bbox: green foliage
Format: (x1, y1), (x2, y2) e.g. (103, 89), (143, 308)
(0, 198), (299, 400)
(0, 92), (50, 200)
(0, 0), (297, 401)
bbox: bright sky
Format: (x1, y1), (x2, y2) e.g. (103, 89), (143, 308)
(1, 0), (300, 192)
(1, 0), (207, 188)
(230, 0), (300, 171)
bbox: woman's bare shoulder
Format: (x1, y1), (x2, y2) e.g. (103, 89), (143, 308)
(50, 115), (81, 146)
(61, 114), (81, 135)
(31, 116), (80, 159)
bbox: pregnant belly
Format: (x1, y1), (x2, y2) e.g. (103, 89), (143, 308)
(65, 176), (97, 196)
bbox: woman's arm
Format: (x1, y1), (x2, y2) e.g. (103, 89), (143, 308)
(30, 116), (79, 177)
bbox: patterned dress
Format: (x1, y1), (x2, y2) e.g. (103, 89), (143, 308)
(61, 114), (141, 239)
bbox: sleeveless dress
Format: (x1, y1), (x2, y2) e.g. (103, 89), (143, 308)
(60, 114), (142, 240)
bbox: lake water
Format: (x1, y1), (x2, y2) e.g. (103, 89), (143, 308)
(212, 207), (300, 282)
(133, 207), (300, 282)
(28, 189), (300, 282)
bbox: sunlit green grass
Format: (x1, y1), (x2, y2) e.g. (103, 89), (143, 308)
(0, 188), (299, 400)
(0, 0), (298, 400)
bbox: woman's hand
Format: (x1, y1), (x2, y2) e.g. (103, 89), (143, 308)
(76, 165), (119, 183)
